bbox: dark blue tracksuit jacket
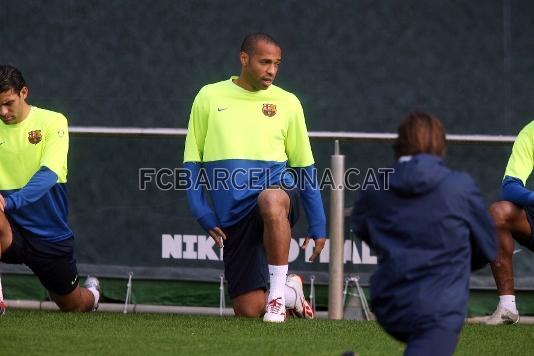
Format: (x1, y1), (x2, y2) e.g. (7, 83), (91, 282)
(351, 154), (497, 339)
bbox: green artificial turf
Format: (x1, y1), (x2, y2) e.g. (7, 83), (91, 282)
(2, 310), (534, 355)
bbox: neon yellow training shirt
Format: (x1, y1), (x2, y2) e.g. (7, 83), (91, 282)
(183, 77), (326, 237)
(0, 106), (72, 241)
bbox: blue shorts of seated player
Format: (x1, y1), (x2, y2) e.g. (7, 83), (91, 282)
(1, 217), (79, 295)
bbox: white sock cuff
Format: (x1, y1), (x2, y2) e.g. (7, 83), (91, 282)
(268, 264), (288, 275)
(499, 295), (516, 304)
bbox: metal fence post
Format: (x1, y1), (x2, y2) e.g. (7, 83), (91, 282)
(328, 140), (345, 320)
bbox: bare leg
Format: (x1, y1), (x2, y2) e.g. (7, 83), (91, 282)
(257, 189), (291, 265)
(50, 286), (96, 312)
(227, 189), (292, 319)
(1, 212), (95, 312)
(489, 201), (531, 296)
(0, 211), (13, 256)
(0, 212), (13, 311)
(232, 289), (267, 317)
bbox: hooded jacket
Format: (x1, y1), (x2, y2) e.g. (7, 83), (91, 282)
(351, 154), (497, 338)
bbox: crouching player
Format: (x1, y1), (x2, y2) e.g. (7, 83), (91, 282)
(0, 65), (100, 312)
(183, 33), (326, 322)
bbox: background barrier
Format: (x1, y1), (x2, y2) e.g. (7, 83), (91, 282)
(2, 1), (534, 296)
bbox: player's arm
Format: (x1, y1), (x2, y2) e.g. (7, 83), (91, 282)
(501, 125), (534, 206)
(285, 97), (326, 261)
(4, 115), (68, 212)
(3, 167), (58, 211)
(183, 89), (225, 246)
(501, 176), (534, 206)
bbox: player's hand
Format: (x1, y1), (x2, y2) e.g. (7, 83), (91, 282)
(208, 227), (227, 248)
(301, 237), (326, 262)
(0, 194), (5, 213)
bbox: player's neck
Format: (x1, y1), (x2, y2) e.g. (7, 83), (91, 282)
(17, 103), (32, 124)
(233, 76), (258, 92)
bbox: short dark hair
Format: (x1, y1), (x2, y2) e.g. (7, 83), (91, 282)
(0, 65), (27, 93)
(240, 33), (280, 54)
(393, 111), (446, 159)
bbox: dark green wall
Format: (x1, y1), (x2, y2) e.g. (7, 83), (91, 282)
(3, 0), (534, 282)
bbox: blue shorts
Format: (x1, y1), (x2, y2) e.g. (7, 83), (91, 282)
(222, 189), (300, 299)
(516, 206), (534, 252)
(1, 217), (79, 295)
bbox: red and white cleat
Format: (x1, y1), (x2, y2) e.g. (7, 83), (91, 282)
(286, 274), (314, 319)
(0, 300), (7, 316)
(263, 297), (286, 323)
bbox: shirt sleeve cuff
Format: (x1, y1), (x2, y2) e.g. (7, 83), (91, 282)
(308, 224), (327, 239)
(4, 196), (14, 211)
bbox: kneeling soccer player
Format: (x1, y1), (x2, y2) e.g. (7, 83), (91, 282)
(183, 33), (326, 322)
(0, 65), (100, 312)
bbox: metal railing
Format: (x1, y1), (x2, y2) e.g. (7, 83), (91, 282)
(68, 126), (516, 319)
(69, 126), (516, 144)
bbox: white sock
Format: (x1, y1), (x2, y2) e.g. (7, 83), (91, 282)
(267, 264), (288, 307)
(284, 285), (297, 309)
(87, 287), (100, 309)
(0, 275), (4, 300)
(499, 295), (517, 313)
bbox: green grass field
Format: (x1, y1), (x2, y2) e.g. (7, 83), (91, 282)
(1, 310), (534, 355)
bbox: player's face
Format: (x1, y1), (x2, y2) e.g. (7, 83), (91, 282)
(0, 87), (28, 125)
(241, 41), (282, 91)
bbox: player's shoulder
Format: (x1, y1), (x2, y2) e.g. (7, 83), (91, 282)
(32, 106), (68, 125)
(517, 120), (534, 138)
(197, 79), (232, 96)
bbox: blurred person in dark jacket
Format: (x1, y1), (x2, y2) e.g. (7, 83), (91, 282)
(351, 112), (497, 356)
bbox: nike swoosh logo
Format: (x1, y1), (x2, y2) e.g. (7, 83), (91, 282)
(217, 107), (229, 112)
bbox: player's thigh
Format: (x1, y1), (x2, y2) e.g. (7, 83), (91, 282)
(232, 289), (267, 317)
(0, 212), (13, 254)
(25, 237), (80, 296)
(0, 217), (26, 263)
(49, 285), (83, 311)
(223, 209), (269, 299)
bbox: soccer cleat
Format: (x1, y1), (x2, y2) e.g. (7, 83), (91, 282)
(286, 274), (314, 319)
(0, 300), (6, 316)
(83, 276), (101, 311)
(263, 297), (286, 323)
(483, 305), (520, 325)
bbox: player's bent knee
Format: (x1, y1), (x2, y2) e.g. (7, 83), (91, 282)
(257, 190), (289, 220)
(489, 201), (519, 229)
(233, 303), (264, 318)
(232, 289), (266, 318)
(50, 288), (91, 312)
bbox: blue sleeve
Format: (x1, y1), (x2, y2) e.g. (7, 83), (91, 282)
(295, 165), (326, 238)
(501, 175), (534, 207)
(184, 162), (219, 232)
(5, 167), (58, 211)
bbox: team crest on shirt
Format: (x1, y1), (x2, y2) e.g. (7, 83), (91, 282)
(28, 130), (42, 144)
(262, 103), (277, 117)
